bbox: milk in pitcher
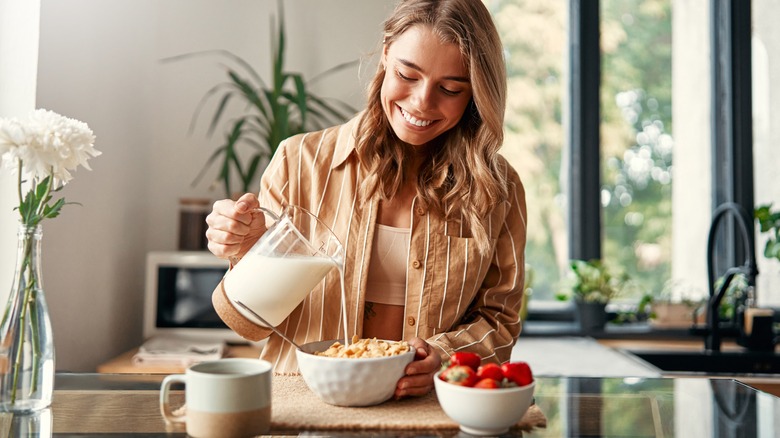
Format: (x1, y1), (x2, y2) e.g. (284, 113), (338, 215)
(225, 253), (337, 327)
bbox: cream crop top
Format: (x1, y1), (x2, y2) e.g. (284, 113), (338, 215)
(365, 224), (409, 306)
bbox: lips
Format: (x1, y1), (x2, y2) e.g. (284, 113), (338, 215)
(399, 106), (433, 127)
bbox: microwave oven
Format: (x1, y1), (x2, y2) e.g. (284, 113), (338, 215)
(143, 251), (247, 343)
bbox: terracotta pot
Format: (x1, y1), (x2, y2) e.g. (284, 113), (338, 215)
(650, 302), (703, 328)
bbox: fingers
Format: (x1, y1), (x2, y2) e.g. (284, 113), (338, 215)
(394, 338), (442, 399)
(234, 192), (260, 215)
(205, 193), (265, 259)
(395, 373), (433, 398)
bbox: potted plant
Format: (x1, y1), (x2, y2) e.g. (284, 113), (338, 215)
(164, 0), (358, 198)
(755, 203), (780, 262)
(564, 259), (629, 331)
(648, 280), (706, 329)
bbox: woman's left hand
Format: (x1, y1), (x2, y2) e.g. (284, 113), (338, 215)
(394, 337), (441, 398)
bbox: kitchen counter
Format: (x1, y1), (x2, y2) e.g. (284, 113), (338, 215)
(2, 373), (778, 436)
(512, 336), (662, 377)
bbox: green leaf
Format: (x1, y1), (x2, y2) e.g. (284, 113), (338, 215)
(272, 0), (286, 93)
(43, 198), (66, 219)
(188, 82), (235, 136)
(766, 241), (780, 260)
(207, 92), (235, 136)
(244, 155), (262, 192)
(290, 74), (308, 127)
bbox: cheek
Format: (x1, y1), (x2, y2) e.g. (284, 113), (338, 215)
(442, 99), (471, 122)
(380, 78), (394, 112)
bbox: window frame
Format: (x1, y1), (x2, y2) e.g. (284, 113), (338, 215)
(530, 0), (754, 331)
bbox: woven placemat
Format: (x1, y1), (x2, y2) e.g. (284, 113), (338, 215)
(271, 375), (547, 432)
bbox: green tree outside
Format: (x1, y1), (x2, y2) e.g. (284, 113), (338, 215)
(486, 0), (673, 302)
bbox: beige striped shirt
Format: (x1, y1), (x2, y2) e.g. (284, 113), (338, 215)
(215, 114), (527, 373)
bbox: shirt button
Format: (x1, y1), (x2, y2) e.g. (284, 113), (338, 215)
(412, 260), (422, 269)
(415, 206), (426, 216)
(407, 317), (416, 326)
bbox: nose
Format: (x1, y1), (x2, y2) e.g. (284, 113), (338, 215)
(410, 81), (435, 111)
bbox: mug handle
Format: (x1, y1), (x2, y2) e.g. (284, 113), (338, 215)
(160, 374), (187, 424)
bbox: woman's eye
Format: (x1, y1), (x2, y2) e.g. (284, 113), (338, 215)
(441, 87), (462, 96)
(396, 70), (413, 81)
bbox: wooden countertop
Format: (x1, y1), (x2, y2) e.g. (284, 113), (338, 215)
(96, 344), (262, 374)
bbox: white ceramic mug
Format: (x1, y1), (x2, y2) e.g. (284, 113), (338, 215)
(159, 358), (272, 438)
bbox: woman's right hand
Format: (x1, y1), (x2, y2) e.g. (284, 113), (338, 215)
(205, 193), (268, 261)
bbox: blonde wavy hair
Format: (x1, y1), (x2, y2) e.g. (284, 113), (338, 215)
(356, 0), (509, 255)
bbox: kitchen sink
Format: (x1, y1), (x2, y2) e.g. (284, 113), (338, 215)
(624, 349), (780, 375)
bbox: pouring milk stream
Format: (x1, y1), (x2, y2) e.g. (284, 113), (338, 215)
(223, 205), (349, 344)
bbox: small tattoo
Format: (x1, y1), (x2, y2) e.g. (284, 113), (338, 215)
(364, 302), (377, 320)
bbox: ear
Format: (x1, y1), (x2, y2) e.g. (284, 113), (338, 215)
(381, 45), (389, 70)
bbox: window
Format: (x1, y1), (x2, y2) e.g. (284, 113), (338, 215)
(487, 0), (568, 302)
(601, 0), (675, 302)
(752, 0), (780, 307)
(489, 0), (771, 311)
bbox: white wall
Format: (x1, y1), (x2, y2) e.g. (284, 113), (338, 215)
(0, 0), (41, 312)
(34, 0), (391, 371)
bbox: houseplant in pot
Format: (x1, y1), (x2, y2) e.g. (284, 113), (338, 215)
(648, 280), (705, 329)
(164, 0), (358, 199)
(565, 259), (629, 331)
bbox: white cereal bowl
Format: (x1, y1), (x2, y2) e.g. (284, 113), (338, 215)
(295, 339), (415, 407)
(434, 370), (536, 436)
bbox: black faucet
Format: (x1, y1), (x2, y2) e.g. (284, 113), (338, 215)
(704, 202), (758, 352)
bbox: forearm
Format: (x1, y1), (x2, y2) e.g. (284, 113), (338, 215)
(427, 298), (523, 365)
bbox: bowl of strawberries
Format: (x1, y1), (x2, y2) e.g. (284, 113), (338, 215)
(433, 352), (536, 436)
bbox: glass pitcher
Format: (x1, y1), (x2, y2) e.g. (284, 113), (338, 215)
(224, 205), (345, 328)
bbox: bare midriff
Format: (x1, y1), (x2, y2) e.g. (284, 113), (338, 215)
(363, 302), (405, 341)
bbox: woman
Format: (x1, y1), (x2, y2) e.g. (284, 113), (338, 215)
(206, 0), (527, 398)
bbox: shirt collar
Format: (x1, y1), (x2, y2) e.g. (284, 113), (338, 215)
(331, 112), (363, 170)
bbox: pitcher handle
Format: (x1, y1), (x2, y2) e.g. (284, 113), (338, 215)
(253, 206), (280, 222)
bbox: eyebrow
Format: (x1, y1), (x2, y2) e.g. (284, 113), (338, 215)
(397, 58), (470, 83)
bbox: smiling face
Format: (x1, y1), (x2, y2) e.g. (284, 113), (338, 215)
(381, 25), (473, 147)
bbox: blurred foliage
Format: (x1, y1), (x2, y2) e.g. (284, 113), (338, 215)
(564, 259), (633, 304)
(755, 204), (780, 262)
(601, 0), (673, 303)
(486, 0), (567, 301)
(486, 0), (673, 303)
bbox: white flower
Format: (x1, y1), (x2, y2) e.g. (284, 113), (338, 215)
(0, 109), (100, 187)
(0, 117), (25, 160)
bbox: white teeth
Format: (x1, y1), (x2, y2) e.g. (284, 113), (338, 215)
(400, 107), (432, 127)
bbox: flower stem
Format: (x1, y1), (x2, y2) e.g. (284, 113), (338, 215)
(16, 160), (23, 222)
(9, 234), (34, 404)
(28, 289), (41, 397)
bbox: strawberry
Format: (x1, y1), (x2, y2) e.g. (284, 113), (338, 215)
(439, 365), (479, 387)
(446, 351), (481, 371)
(476, 363), (504, 381)
(473, 378), (501, 389)
(501, 361), (534, 386)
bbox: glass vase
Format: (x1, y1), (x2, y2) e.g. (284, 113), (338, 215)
(0, 224), (55, 413)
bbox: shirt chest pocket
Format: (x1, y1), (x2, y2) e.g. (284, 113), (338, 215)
(423, 230), (493, 330)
